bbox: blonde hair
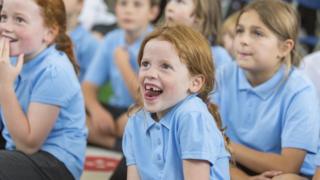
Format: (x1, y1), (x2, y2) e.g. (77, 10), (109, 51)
(217, 11), (240, 46)
(130, 24), (223, 131)
(237, 0), (300, 68)
(192, 0), (222, 45)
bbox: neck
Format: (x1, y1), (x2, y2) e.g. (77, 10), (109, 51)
(66, 14), (80, 33)
(125, 25), (148, 45)
(245, 64), (282, 87)
(23, 45), (48, 63)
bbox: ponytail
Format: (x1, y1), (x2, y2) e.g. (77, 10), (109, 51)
(198, 93), (232, 158)
(55, 32), (79, 74)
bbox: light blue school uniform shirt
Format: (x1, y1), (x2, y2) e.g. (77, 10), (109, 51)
(84, 26), (152, 108)
(212, 45), (232, 69)
(212, 62), (320, 175)
(70, 24), (99, 82)
(315, 150), (320, 167)
(1, 46), (88, 180)
(123, 95), (230, 180)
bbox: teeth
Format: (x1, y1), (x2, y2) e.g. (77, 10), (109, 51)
(145, 84), (161, 91)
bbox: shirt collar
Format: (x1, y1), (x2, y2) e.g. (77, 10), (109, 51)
(144, 94), (197, 134)
(144, 110), (171, 134)
(238, 65), (286, 100)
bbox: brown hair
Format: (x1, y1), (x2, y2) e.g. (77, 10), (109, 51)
(34, 0), (79, 73)
(237, 0), (300, 68)
(192, 0), (222, 45)
(131, 24), (223, 131)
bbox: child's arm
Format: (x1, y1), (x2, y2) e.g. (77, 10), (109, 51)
(127, 165), (140, 180)
(183, 159), (210, 180)
(82, 82), (115, 133)
(0, 97), (59, 154)
(114, 47), (139, 101)
(231, 142), (306, 174)
(0, 40), (58, 154)
(314, 168), (320, 180)
(230, 164), (250, 180)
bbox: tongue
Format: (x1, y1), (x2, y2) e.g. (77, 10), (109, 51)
(146, 90), (161, 97)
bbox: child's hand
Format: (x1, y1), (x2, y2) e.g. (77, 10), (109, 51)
(0, 38), (24, 87)
(114, 46), (130, 68)
(249, 171), (283, 180)
(90, 106), (116, 135)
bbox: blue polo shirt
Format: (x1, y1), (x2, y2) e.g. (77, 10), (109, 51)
(212, 62), (320, 175)
(2, 45), (88, 180)
(84, 26), (152, 108)
(123, 95), (230, 180)
(70, 24), (99, 82)
(211, 45), (232, 69)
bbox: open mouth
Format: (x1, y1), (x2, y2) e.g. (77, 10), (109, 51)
(144, 83), (163, 99)
(1, 35), (18, 43)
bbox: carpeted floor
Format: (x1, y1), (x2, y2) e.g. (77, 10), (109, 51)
(81, 146), (122, 180)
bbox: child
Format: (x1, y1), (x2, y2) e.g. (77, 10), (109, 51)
(211, 0), (320, 179)
(165, 0), (232, 69)
(300, 51), (320, 101)
(217, 11), (240, 59)
(63, 0), (99, 82)
(314, 153), (320, 180)
(122, 24), (230, 180)
(82, 0), (159, 150)
(0, 0), (87, 180)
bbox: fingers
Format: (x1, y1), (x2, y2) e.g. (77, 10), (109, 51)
(3, 38), (9, 59)
(0, 38), (10, 61)
(262, 171), (283, 178)
(0, 38), (5, 58)
(15, 54), (24, 72)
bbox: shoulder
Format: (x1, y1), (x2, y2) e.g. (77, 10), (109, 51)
(216, 61), (238, 83)
(173, 96), (214, 124)
(126, 109), (146, 128)
(284, 68), (315, 93)
(102, 28), (124, 42)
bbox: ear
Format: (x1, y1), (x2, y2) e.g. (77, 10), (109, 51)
(149, 5), (160, 22)
(278, 39), (294, 58)
(43, 25), (59, 45)
(189, 74), (205, 93)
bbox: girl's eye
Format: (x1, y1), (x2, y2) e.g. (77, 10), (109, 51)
(253, 30), (263, 37)
(15, 17), (25, 23)
(161, 63), (172, 70)
(119, 0), (127, 6)
(0, 14), (7, 22)
(235, 27), (244, 34)
(141, 61), (150, 68)
(134, 1), (142, 7)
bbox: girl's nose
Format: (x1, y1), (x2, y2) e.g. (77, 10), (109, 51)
(239, 34), (249, 46)
(145, 68), (158, 79)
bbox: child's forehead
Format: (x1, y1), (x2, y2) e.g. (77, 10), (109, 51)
(1, 0), (40, 17)
(2, 0), (40, 13)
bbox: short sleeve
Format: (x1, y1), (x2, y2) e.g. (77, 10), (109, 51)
(282, 86), (320, 153)
(31, 64), (79, 107)
(178, 112), (224, 165)
(122, 116), (136, 166)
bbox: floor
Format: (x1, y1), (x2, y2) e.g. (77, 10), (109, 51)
(81, 146), (122, 180)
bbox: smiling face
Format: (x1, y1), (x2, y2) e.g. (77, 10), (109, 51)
(138, 39), (194, 119)
(0, 0), (53, 60)
(234, 10), (284, 78)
